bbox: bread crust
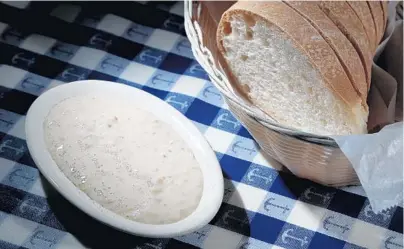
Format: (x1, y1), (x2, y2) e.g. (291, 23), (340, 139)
(217, 1), (362, 110)
(317, 1), (373, 91)
(347, 1), (378, 53)
(368, 1), (385, 44)
(285, 1), (368, 106)
(380, 1), (388, 35)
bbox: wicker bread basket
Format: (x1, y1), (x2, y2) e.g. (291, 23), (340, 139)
(184, 0), (360, 187)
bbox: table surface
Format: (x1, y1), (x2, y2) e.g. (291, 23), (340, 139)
(0, 1), (401, 249)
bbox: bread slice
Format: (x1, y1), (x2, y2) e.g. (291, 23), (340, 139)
(285, 1), (368, 105)
(368, 1), (384, 44)
(317, 1), (373, 90)
(217, 1), (368, 135)
(347, 1), (378, 53)
(380, 1), (388, 35)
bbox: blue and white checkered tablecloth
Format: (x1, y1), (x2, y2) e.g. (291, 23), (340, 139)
(0, 1), (401, 249)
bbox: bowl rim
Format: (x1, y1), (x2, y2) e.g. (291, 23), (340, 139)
(25, 80), (224, 238)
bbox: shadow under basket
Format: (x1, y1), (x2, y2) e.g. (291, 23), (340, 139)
(184, 0), (360, 187)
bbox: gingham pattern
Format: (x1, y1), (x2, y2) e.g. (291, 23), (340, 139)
(0, 2), (401, 249)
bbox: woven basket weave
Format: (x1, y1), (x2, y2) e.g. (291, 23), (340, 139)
(184, 0), (360, 187)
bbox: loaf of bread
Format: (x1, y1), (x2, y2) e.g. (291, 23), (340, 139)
(216, 1), (385, 136)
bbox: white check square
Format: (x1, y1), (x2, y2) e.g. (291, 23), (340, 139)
(228, 183), (267, 212)
(0, 215), (38, 246)
(252, 151), (284, 170)
(0, 158), (15, 182)
(45, 80), (65, 91)
(0, 66), (25, 89)
(286, 201), (327, 231)
(204, 127), (235, 154)
(170, 75), (206, 97)
(120, 62), (156, 85)
(202, 227), (243, 249)
(97, 14), (131, 36)
(146, 29), (180, 52)
(347, 220), (386, 249)
(29, 178), (47, 197)
(20, 35), (56, 55)
(7, 117), (26, 140)
(70, 47), (106, 70)
(170, 2), (184, 16)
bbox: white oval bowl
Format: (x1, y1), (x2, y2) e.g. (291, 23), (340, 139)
(25, 80), (224, 238)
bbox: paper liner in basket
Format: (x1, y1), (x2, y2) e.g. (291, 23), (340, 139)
(186, 1), (403, 213)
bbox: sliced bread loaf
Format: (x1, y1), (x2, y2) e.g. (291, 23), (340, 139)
(347, 1), (378, 53)
(318, 1), (373, 90)
(217, 1), (368, 135)
(285, 1), (368, 105)
(368, 1), (385, 44)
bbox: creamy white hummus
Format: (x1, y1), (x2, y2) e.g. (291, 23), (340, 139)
(44, 94), (203, 224)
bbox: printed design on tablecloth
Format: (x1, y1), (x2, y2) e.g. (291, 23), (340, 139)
(56, 66), (90, 82)
(2, 164), (38, 192)
(184, 61), (210, 80)
(0, 109), (20, 134)
(17, 73), (51, 96)
(96, 55), (130, 77)
(23, 225), (66, 249)
(124, 23), (154, 44)
(172, 36), (193, 59)
(318, 212), (355, 241)
(299, 186), (335, 208)
(211, 109), (241, 134)
(0, 27), (27, 46)
(46, 42), (78, 62)
(358, 200), (397, 228)
(258, 192), (294, 221)
(214, 203), (252, 236)
(164, 93), (194, 114)
(134, 47), (167, 68)
(176, 225), (212, 248)
(88, 33), (113, 50)
(227, 137), (259, 161)
(0, 136), (27, 162)
(198, 83), (223, 107)
(10, 51), (36, 69)
(275, 223), (315, 249)
(384, 235), (404, 249)
(146, 70), (179, 91)
(162, 14), (185, 33)
(241, 164), (278, 190)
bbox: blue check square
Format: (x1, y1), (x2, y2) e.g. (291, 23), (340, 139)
(310, 233), (345, 249)
(219, 155), (250, 182)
